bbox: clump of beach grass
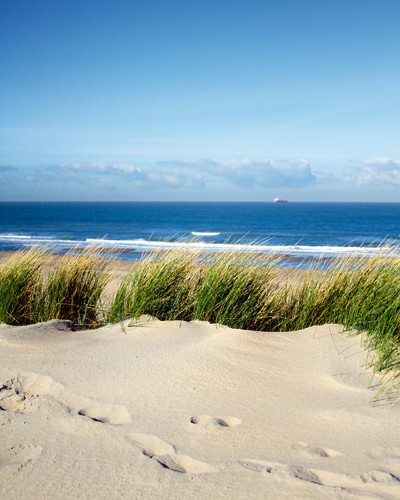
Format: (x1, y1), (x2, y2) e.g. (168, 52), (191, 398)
(41, 248), (110, 328)
(192, 252), (278, 330)
(330, 253), (400, 374)
(0, 247), (110, 328)
(108, 249), (281, 329)
(267, 250), (400, 376)
(108, 249), (199, 323)
(0, 249), (44, 325)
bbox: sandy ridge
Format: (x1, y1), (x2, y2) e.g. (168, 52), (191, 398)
(0, 318), (399, 499)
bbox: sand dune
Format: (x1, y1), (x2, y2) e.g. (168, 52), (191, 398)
(1, 318), (399, 499)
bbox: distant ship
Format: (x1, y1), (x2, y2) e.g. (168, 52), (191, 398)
(273, 198), (288, 203)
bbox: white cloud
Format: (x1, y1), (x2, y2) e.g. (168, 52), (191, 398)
(55, 162), (205, 189)
(0, 159), (317, 195)
(217, 158), (315, 188)
(347, 158), (400, 186)
(159, 158), (317, 188)
(53, 158), (318, 190)
(147, 171), (205, 188)
(60, 162), (143, 176)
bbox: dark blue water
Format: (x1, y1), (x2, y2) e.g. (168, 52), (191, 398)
(1, 202), (400, 261)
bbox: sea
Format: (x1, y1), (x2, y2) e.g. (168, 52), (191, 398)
(1, 202), (400, 267)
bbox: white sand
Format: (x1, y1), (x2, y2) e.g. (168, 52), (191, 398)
(0, 318), (399, 499)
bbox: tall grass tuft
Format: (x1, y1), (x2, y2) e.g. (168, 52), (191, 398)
(108, 249), (198, 323)
(332, 253), (400, 373)
(192, 252), (277, 330)
(268, 251), (400, 375)
(0, 248), (110, 328)
(41, 248), (110, 328)
(0, 249), (44, 325)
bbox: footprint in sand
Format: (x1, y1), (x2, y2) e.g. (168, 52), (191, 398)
(0, 372), (131, 425)
(190, 415), (242, 428)
(291, 441), (342, 458)
(0, 445), (42, 472)
(238, 459), (400, 491)
(0, 390), (37, 413)
(127, 432), (216, 474)
(77, 402), (131, 425)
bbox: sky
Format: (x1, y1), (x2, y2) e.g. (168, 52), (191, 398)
(1, 0), (400, 202)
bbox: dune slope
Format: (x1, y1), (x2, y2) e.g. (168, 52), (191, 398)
(0, 319), (399, 499)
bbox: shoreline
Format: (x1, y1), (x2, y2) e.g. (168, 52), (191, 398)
(0, 237), (393, 268)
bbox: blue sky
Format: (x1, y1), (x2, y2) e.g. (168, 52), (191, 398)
(1, 0), (400, 201)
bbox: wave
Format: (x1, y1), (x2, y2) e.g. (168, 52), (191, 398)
(0, 233), (78, 247)
(0, 234), (38, 240)
(0, 233), (394, 259)
(191, 231), (221, 237)
(85, 238), (388, 257)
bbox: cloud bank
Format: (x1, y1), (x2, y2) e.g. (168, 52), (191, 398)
(158, 158), (317, 188)
(2, 157), (400, 201)
(58, 159), (316, 188)
(0, 159), (316, 192)
(347, 158), (400, 187)
(49, 162), (206, 190)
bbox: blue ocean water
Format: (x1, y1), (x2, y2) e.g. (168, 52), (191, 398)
(1, 202), (400, 263)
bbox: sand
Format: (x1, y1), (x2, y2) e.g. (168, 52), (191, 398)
(0, 317), (400, 499)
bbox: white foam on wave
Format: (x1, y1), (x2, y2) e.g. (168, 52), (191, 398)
(0, 233), (392, 259)
(0, 234), (35, 240)
(85, 238), (388, 257)
(0, 233), (78, 247)
(191, 232), (220, 237)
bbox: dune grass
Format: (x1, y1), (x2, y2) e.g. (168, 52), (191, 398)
(330, 254), (400, 373)
(108, 249), (198, 323)
(191, 253), (278, 330)
(40, 249), (110, 328)
(0, 248), (110, 328)
(1, 245), (400, 381)
(108, 247), (400, 379)
(0, 249), (44, 325)
(109, 249), (277, 329)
